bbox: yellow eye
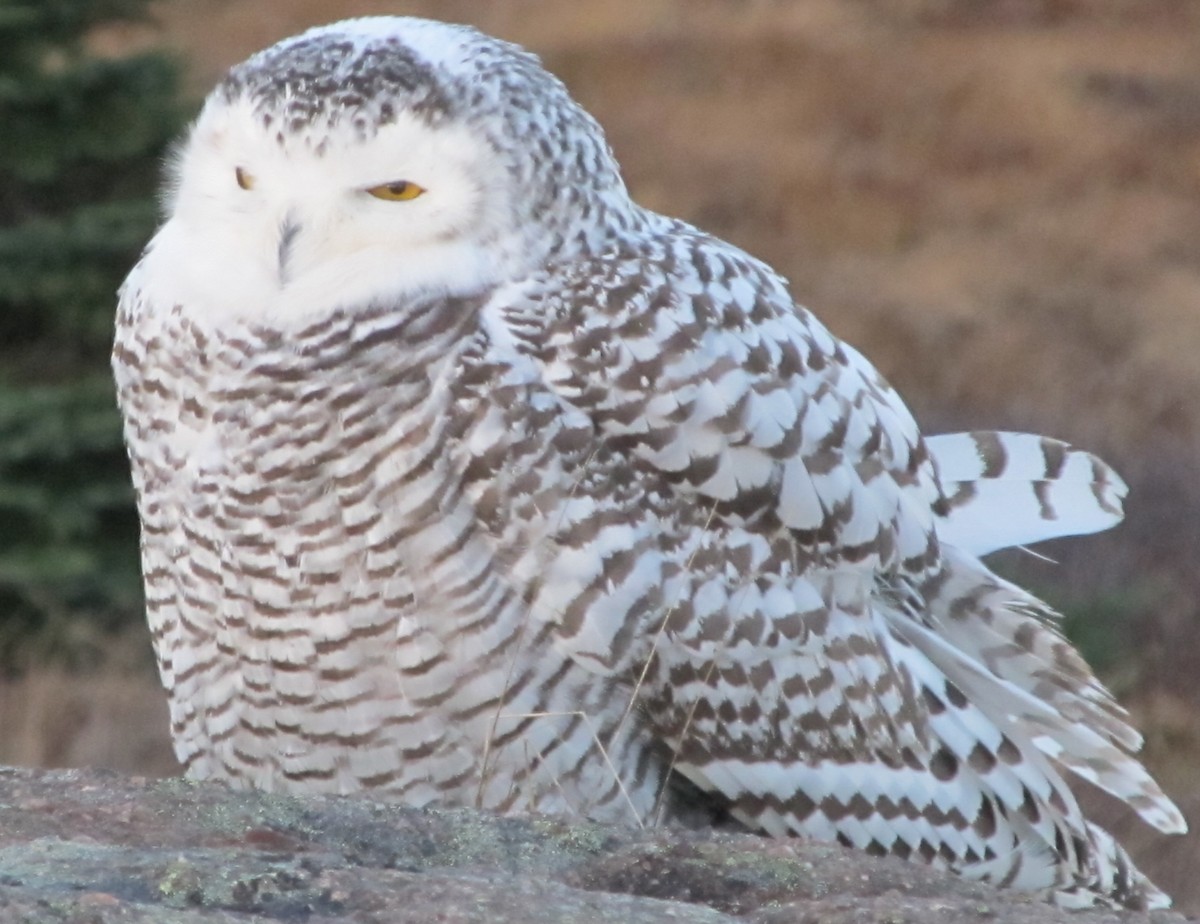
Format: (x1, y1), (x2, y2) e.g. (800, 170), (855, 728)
(235, 166), (255, 190)
(366, 180), (425, 201)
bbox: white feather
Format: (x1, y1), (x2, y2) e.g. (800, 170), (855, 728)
(928, 431), (1127, 556)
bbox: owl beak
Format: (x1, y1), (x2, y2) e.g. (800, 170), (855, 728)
(276, 213), (302, 286)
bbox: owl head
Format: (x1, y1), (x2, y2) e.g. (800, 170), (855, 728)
(150, 17), (634, 326)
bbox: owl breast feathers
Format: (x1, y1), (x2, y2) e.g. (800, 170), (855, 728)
(112, 15), (1184, 910)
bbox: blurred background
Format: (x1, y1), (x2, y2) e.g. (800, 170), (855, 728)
(1, 0), (1197, 909)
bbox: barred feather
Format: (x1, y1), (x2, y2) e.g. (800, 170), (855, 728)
(928, 431), (1127, 556)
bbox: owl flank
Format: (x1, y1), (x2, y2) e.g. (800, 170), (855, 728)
(113, 17), (1184, 910)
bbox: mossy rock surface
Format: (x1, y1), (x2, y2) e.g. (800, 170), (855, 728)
(0, 766), (1182, 923)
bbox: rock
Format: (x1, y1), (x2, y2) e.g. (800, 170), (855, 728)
(0, 766), (1183, 923)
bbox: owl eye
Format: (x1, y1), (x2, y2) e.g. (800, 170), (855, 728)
(366, 180), (425, 201)
(235, 167), (255, 190)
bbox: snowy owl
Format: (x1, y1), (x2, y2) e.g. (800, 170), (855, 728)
(113, 16), (1184, 909)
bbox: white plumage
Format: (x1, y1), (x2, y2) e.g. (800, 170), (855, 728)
(113, 16), (1183, 910)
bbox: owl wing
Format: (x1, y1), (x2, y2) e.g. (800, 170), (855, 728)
(489, 228), (951, 782)
(502, 229), (947, 576)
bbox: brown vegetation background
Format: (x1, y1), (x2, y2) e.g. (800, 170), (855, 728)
(6, 0), (1198, 910)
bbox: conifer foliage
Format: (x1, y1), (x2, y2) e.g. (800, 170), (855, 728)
(0, 0), (185, 665)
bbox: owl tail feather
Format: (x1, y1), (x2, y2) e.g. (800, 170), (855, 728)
(926, 431), (1127, 557)
(1067, 821), (1172, 911)
(886, 548), (1184, 908)
(951, 818), (1171, 910)
(917, 548), (1183, 832)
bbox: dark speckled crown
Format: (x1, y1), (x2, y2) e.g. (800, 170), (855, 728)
(220, 33), (456, 145)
